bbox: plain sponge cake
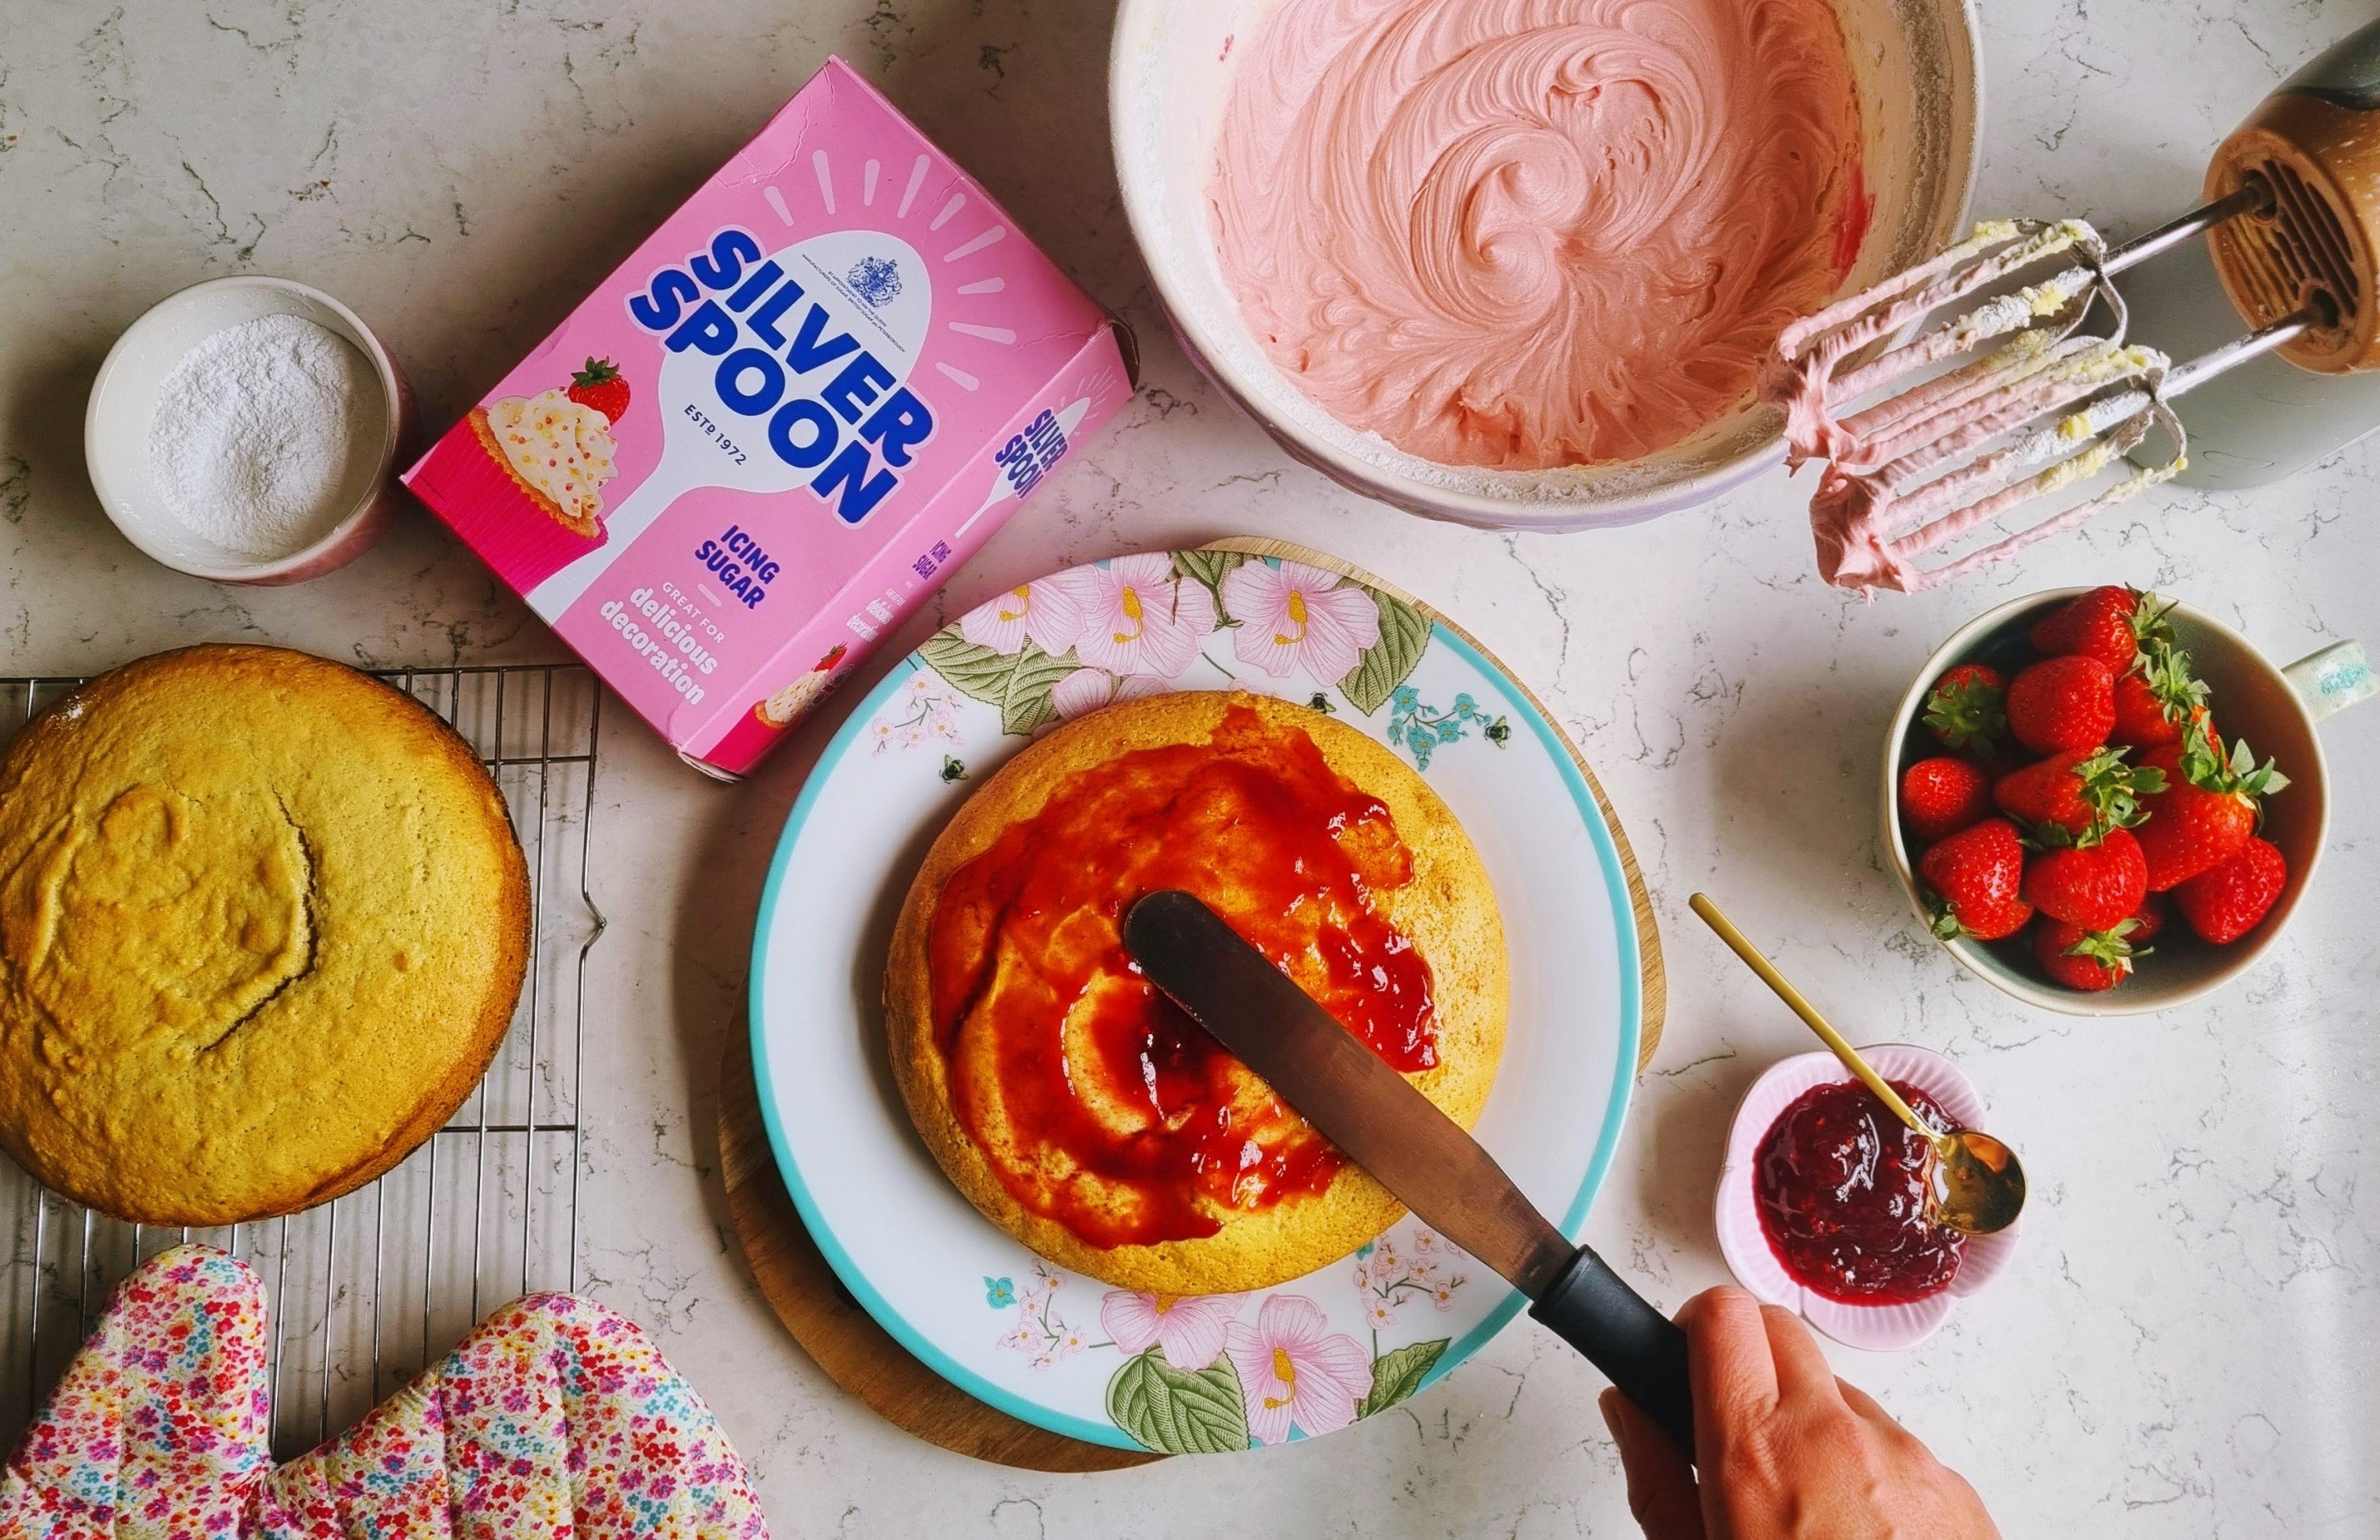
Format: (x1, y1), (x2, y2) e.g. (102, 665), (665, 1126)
(885, 689), (1506, 1294)
(0, 644), (530, 1225)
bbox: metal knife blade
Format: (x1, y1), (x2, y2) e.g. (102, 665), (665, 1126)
(1123, 888), (1697, 1455)
(1122, 888), (1576, 1298)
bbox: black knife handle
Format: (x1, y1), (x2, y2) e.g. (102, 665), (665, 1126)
(1529, 1246), (1696, 1458)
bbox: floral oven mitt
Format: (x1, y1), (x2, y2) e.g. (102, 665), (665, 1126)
(0, 1246), (767, 1538)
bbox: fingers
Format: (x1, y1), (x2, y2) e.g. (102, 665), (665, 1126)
(1757, 1302), (1843, 1409)
(1602, 1387), (1707, 1540)
(1678, 1285), (1779, 1456)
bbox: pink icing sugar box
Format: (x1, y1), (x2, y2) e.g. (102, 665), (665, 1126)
(404, 57), (1134, 777)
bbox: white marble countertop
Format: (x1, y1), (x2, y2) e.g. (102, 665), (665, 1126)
(4, 1), (2376, 1533)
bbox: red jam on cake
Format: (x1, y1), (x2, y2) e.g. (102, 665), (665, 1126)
(924, 705), (1437, 1248)
(1754, 1077), (1966, 1304)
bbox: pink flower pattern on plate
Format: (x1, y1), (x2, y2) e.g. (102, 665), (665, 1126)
(1219, 560), (1380, 682)
(1355, 1230), (1470, 1317)
(1099, 1294), (1236, 1372)
(870, 672), (966, 754)
(956, 570), (1099, 657)
(1072, 553), (1215, 679)
(1222, 1296), (1373, 1446)
(1048, 667), (1169, 721)
(991, 1265), (1085, 1370)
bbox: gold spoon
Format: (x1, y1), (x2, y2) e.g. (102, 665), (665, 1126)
(1689, 893), (2026, 1236)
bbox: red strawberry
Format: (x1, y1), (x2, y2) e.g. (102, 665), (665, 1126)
(2112, 674), (2177, 748)
(567, 356), (631, 423)
(2172, 836), (2288, 944)
(2028, 586), (2175, 672)
(1922, 663), (2008, 755)
(2134, 721), (2289, 891)
(2005, 655), (2116, 755)
(2110, 643), (2208, 749)
(1917, 818), (2034, 940)
(1901, 756), (1996, 844)
(2023, 825), (2148, 932)
(2124, 892), (2168, 946)
(1993, 746), (2162, 837)
(2032, 917), (2145, 991)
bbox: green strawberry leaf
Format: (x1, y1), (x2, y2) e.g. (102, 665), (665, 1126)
(2127, 590), (2179, 656)
(2227, 737), (2291, 797)
(2023, 821), (2077, 851)
(2073, 746), (2161, 836)
(2176, 715), (2228, 785)
(1339, 591), (1432, 716)
(1107, 1347), (1249, 1453)
(1924, 674), (2008, 752)
(1358, 1338), (1451, 1420)
(2177, 728), (2293, 800)
(2058, 922), (2142, 980)
(2062, 921), (2138, 966)
(2131, 638), (2208, 719)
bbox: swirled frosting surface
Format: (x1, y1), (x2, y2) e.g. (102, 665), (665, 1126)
(1210, 0), (1865, 468)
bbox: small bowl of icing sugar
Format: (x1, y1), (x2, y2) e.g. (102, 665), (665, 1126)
(87, 276), (409, 583)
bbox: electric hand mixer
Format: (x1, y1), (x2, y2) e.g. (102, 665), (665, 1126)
(1766, 22), (2380, 594)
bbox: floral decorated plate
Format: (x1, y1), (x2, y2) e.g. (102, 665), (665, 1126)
(749, 541), (1656, 1453)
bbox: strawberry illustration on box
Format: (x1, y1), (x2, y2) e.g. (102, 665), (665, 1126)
(404, 57), (1136, 779)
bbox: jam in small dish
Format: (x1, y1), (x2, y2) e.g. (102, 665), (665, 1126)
(1753, 1077), (1965, 1305)
(1717, 1045), (2016, 1350)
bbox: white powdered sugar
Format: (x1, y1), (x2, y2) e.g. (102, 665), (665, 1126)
(149, 312), (377, 558)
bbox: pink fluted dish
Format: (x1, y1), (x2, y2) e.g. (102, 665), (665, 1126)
(1715, 1044), (2019, 1352)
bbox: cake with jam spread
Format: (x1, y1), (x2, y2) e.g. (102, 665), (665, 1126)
(0, 645), (530, 1225)
(885, 690), (1507, 1294)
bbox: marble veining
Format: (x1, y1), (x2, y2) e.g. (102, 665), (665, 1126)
(1, 1), (2375, 1534)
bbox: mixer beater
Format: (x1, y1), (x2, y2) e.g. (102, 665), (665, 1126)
(1766, 22), (2380, 593)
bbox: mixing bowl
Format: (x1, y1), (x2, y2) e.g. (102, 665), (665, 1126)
(1110, 0), (1983, 530)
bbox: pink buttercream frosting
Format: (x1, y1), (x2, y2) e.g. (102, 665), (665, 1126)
(1208, 0), (1864, 469)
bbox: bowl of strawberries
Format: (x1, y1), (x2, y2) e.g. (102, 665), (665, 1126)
(1885, 585), (2374, 1014)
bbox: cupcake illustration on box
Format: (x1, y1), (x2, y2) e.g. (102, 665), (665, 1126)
(756, 644), (848, 728)
(697, 643), (855, 776)
(415, 357), (627, 591)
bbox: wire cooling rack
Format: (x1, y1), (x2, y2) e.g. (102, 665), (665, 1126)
(0, 663), (605, 1459)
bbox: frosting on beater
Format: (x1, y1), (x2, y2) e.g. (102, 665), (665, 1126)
(1209, 0), (1865, 469)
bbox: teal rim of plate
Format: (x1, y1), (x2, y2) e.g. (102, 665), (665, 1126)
(748, 600), (1643, 1453)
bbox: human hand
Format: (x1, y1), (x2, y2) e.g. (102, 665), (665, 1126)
(1599, 1286), (1999, 1540)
